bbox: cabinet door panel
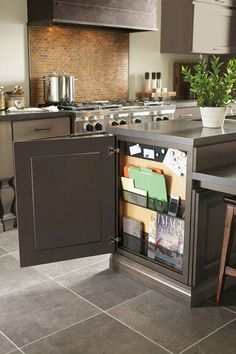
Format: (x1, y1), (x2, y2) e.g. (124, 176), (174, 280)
(193, 189), (236, 285)
(193, 3), (236, 53)
(14, 135), (116, 267)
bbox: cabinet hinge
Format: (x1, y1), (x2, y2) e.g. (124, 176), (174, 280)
(108, 146), (120, 156)
(109, 236), (120, 244)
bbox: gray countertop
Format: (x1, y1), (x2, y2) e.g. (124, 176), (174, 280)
(107, 119), (236, 147)
(192, 163), (236, 195)
(0, 110), (75, 121)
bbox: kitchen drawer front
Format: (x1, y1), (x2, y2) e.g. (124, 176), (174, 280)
(12, 117), (70, 141)
(174, 107), (200, 120)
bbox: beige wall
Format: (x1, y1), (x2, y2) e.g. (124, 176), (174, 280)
(128, 0), (198, 99)
(0, 0), (199, 104)
(0, 0), (29, 104)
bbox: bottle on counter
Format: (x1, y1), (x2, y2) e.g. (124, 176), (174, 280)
(151, 72), (157, 91)
(144, 72), (151, 92)
(156, 72), (162, 90)
(0, 86), (6, 111)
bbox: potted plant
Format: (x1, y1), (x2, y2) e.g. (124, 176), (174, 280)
(181, 55), (236, 128)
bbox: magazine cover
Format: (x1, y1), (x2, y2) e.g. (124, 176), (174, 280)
(154, 213), (184, 270)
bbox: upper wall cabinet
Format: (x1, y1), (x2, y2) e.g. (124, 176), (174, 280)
(27, 0), (158, 32)
(161, 0), (236, 54)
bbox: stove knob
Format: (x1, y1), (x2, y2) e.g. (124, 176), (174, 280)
(132, 118), (142, 124)
(163, 116), (169, 120)
(94, 122), (103, 131)
(84, 123), (94, 132)
(109, 120), (119, 126)
(118, 119), (127, 125)
(153, 116), (162, 122)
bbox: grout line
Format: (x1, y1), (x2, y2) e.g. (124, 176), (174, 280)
(0, 330), (25, 354)
(0, 278), (50, 299)
(52, 279), (173, 354)
(20, 313), (102, 351)
(105, 311), (174, 354)
(207, 298), (236, 315)
(106, 289), (153, 312)
(0, 252), (11, 259)
(53, 258), (110, 279)
(178, 317), (236, 354)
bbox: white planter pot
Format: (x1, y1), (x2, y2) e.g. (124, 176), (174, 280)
(200, 107), (227, 128)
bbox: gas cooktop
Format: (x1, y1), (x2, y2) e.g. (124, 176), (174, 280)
(58, 99), (165, 112)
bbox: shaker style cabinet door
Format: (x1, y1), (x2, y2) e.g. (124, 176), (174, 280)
(14, 135), (116, 267)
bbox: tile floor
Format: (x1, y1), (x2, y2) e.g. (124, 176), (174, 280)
(0, 229), (236, 354)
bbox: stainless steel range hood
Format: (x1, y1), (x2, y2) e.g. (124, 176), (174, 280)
(27, 0), (158, 32)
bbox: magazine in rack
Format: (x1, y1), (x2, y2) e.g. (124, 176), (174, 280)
(148, 213), (184, 270)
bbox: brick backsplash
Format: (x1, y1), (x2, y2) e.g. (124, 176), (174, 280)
(28, 26), (129, 105)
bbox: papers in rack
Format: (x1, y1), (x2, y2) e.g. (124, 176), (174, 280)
(121, 177), (147, 196)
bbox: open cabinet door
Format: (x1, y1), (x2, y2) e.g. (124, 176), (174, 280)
(14, 134), (116, 267)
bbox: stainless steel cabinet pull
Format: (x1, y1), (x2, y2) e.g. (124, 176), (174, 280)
(34, 127), (52, 131)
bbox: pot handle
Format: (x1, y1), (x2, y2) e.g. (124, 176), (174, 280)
(53, 67), (67, 75)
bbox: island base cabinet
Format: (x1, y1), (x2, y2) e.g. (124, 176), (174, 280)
(14, 135), (116, 267)
(192, 189), (236, 286)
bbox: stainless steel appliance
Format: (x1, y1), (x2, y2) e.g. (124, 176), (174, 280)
(60, 101), (176, 135)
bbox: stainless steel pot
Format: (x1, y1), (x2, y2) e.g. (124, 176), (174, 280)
(43, 68), (77, 104)
(43, 75), (60, 104)
(59, 74), (76, 104)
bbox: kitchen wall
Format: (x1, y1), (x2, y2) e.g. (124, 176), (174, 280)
(28, 27), (128, 105)
(128, 0), (198, 98)
(0, 0), (199, 105)
(0, 0), (29, 105)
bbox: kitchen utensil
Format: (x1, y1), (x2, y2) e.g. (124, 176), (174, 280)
(43, 68), (77, 104)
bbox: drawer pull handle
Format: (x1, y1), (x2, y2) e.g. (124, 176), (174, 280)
(34, 127), (52, 131)
(179, 113), (193, 118)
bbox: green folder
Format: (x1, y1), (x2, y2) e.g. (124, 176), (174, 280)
(128, 167), (167, 202)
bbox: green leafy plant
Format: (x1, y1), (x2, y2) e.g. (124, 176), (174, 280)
(181, 55), (236, 107)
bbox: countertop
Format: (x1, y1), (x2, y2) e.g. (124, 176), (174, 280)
(107, 119), (236, 147)
(0, 110), (75, 121)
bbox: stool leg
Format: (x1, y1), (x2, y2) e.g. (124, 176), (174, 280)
(216, 205), (234, 305)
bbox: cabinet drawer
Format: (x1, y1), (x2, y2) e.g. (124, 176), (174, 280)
(174, 107), (200, 120)
(12, 117), (70, 141)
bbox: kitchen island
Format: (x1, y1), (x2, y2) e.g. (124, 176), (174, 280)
(3, 115), (236, 305)
(107, 119), (236, 305)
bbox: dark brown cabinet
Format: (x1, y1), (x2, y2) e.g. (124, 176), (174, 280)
(161, 0), (236, 54)
(14, 134), (116, 266)
(192, 189), (236, 286)
(27, 0), (158, 31)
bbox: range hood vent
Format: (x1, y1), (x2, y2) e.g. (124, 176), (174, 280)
(27, 0), (158, 32)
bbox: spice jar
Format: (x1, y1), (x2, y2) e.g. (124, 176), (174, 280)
(0, 86), (6, 110)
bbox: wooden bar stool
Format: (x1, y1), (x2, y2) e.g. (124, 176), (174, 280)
(216, 196), (236, 305)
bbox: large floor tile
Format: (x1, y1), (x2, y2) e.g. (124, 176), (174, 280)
(108, 290), (236, 354)
(34, 254), (111, 278)
(0, 332), (16, 354)
(0, 280), (101, 347)
(184, 319), (236, 354)
(0, 255), (47, 296)
(56, 261), (150, 310)
(0, 230), (19, 252)
(22, 313), (168, 354)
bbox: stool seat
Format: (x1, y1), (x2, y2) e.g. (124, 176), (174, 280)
(216, 197), (236, 305)
(224, 196), (236, 206)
